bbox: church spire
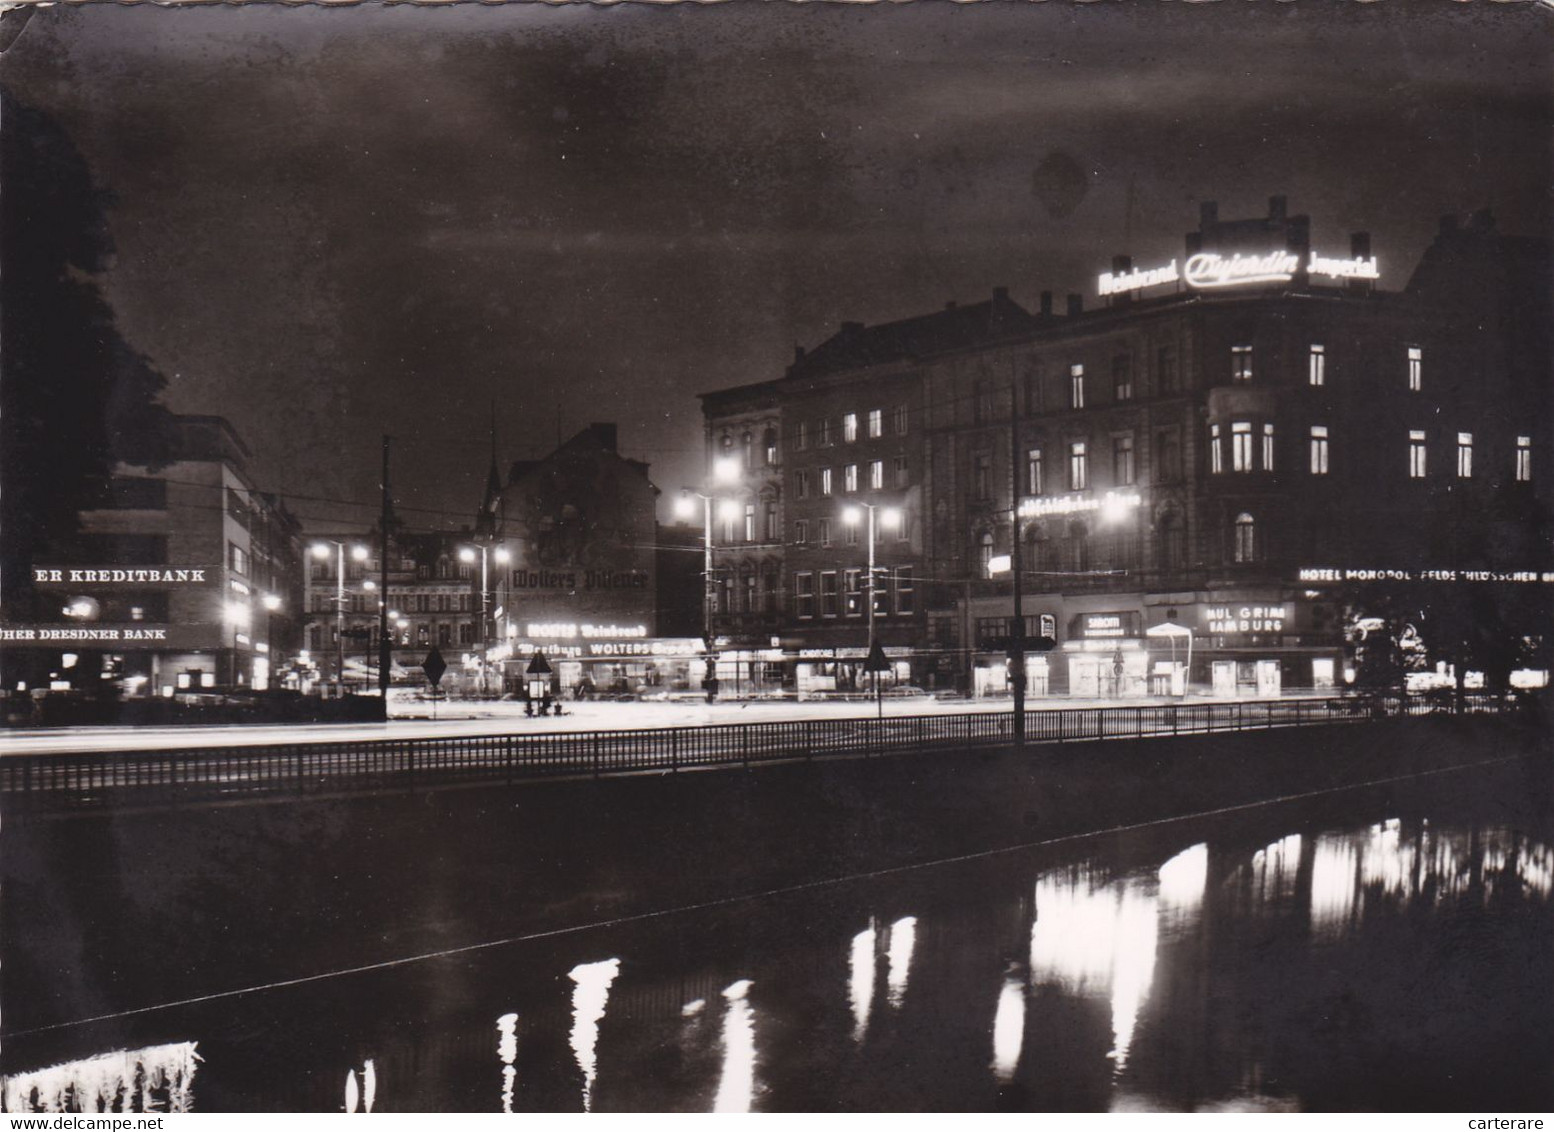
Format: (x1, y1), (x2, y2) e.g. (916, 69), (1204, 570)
(476, 402), (503, 539)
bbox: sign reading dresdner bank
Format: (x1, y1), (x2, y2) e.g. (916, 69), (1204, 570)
(1097, 251), (1380, 296)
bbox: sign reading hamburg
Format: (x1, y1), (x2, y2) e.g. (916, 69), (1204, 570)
(1097, 251), (1380, 296)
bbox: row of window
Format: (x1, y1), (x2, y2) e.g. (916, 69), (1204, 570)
(793, 514), (912, 548)
(976, 510), (1260, 576)
(1208, 425), (1533, 480)
(794, 567), (916, 619)
(794, 457), (911, 499)
(791, 406), (911, 451)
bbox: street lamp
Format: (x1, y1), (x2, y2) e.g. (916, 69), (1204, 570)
(262, 593), (282, 690)
(675, 457), (742, 701)
(460, 543), (512, 696)
(841, 503), (901, 713)
(310, 541), (368, 687)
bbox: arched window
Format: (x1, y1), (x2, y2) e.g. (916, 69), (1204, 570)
(1233, 512), (1256, 564)
(1157, 509), (1186, 573)
(979, 530), (995, 578)
(743, 432), (755, 468)
(763, 427), (778, 465)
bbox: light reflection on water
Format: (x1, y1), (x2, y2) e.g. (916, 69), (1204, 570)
(4, 815), (1548, 1113)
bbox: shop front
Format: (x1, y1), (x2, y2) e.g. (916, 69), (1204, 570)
(1141, 593), (1344, 697)
(498, 634), (704, 698)
(795, 646), (913, 698)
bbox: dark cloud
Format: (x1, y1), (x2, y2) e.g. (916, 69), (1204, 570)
(5, 2), (1549, 532)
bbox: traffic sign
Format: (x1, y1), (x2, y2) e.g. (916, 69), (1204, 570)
(423, 647), (448, 686)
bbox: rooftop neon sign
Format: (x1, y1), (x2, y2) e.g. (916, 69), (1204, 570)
(1097, 251), (1380, 296)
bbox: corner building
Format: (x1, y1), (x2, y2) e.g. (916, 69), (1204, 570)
(699, 198), (1550, 697)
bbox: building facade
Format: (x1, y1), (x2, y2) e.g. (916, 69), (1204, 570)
(698, 199), (1552, 697)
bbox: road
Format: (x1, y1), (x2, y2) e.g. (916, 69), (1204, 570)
(0, 693), (1342, 756)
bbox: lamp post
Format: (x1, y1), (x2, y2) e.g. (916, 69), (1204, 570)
(460, 543), (512, 697)
(262, 593), (282, 690)
(311, 541), (368, 687)
(675, 456), (741, 701)
(842, 502), (902, 713)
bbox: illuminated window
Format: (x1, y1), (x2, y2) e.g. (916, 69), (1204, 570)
(1262, 423), (1275, 471)
(979, 532), (995, 578)
(795, 470), (810, 499)
(1233, 512), (1256, 564)
(743, 503), (755, 542)
(1112, 355), (1133, 401)
(743, 432), (754, 468)
(1026, 447), (1044, 495)
(820, 571), (838, 617)
(765, 502), (778, 541)
(844, 464), (858, 493)
(1113, 435), (1135, 485)
(1210, 424), (1223, 474)
(1457, 432), (1473, 479)
(743, 572), (756, 613)
(894, 405), (909, 435)
(230, 544), (249, 575)
(1070, 365), (1085, 409)
(843, 569), (862, 616)
(1310, 426), (1329, 475)
(869, 460), (884, 490)
(1309, 344), (1326, 387)
(794, 519), (809, 544)
(974, 453), (993, 501)
(795, 572), (815, 618)
(763, 428), (778, 465)
(1232, 422), (1253, 472)
(818, 518), (832, 548)
(820, 467), (833, 496)
(843, 413), (858, 443)
(868, 409), (882, 438)
(1517, 435), (1532, 482)
(1232, 345), (1253, 383)
(1407, 346), (1422, 392)
(894, 456), (910, 488)
(1409, 430), (1427, 478)
(1069, 441), (1089, 491)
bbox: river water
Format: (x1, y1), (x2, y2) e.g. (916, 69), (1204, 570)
(3, 766), (1550, 1112)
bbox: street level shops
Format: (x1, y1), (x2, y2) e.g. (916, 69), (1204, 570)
(963, 589), (1345, 699)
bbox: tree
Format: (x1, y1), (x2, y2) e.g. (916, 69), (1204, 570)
(0, 89), (174, 616)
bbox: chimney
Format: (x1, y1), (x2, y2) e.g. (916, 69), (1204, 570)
(1199, 200), (1218, 228)
(1039, 290), (1053, 316)
(1066, 293), (1083, 317)
(1268, 195), (1287, 222)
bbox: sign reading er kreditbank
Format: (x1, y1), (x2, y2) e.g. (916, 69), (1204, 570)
(33, 567), (211, 584)
(1097, 251), (1381, 296)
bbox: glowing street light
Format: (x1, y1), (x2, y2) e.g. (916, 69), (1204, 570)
(841, 502), (901, 715)
(310, 541), (368, 685)
(460, 543), (512, 695)
(676, 459), (743, 700)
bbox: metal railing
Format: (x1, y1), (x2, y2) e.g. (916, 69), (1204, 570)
(0, 694), (1531, 816)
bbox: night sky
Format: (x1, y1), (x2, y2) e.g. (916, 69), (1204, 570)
(5, 2), (1549, 534)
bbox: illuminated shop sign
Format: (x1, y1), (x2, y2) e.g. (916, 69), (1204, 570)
(32, 566), (210, 585)
(1205, 605), (1288, 634)
(1082, 614), (1125, 638)
(512, 570), (648, 591)
(1096, 252), (1380, 296)
(1298, 567), (1554, 584)
(1019, 490), (1142, 519)
(0, 624), (172, 643)
(525, 622), (649, 639)
(510, 638), (700, 659)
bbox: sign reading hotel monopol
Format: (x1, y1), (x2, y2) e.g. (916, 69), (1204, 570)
(1097, 251), (1381, 296)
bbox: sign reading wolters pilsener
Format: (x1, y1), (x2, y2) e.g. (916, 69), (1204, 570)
(1097, 252), (1380, 296)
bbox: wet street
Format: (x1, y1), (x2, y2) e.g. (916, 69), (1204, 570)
(3, 751), (1549, 1113)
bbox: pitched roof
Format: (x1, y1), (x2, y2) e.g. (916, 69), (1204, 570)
(786, 289), (1037, 381)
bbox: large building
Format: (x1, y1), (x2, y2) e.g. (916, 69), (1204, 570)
(10, 414), (305, 695)
(699, 199), (1552, 697)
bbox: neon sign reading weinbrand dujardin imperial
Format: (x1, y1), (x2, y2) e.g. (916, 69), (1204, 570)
(1097, 252), (1380, 296)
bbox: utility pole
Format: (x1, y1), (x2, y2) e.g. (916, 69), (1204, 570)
(1010, 386), (1027, 750)
(378, 435), (392, 704)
